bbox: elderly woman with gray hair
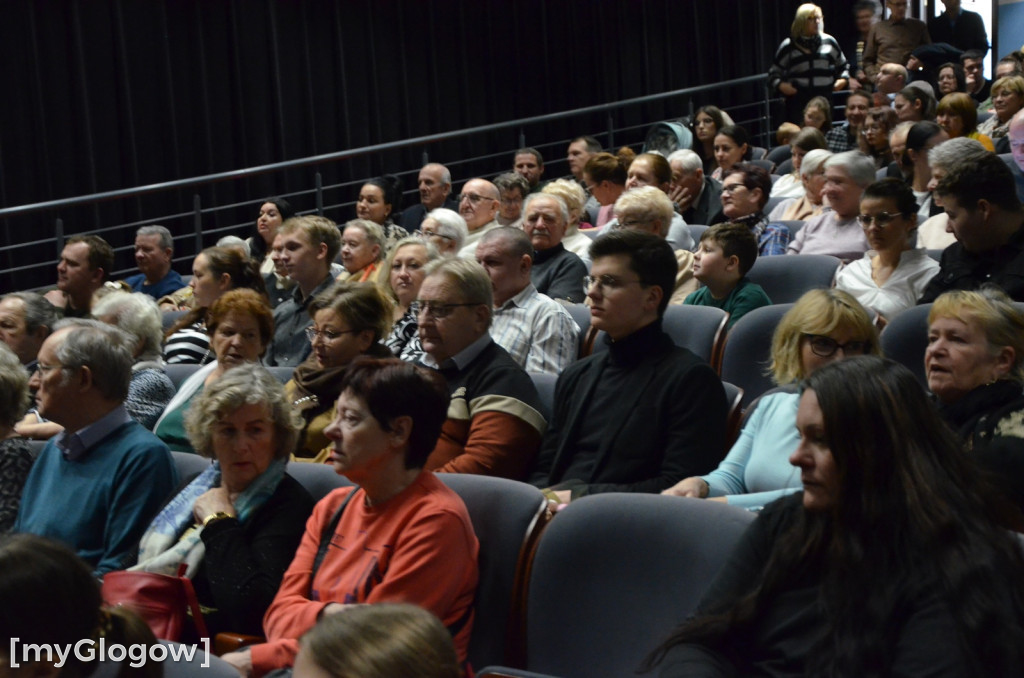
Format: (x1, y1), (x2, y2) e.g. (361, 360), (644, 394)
(91, 291), (176, 429)
(130, 364), (314, 637)
(0, 343), (34, 532)
(786, 150), (874, 262)
(768, 149), (831, 222)
(418, 208), (468, 258)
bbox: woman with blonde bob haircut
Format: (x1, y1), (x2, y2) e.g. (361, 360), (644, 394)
(292, 603), (461, 678)
(664, 289), (878, 508)
(927, 287), (1024, 511)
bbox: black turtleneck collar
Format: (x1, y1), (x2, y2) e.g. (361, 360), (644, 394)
(533, 242), (566, 264)
(601, 318), (672, 368)
(937, 380), (1024, 431)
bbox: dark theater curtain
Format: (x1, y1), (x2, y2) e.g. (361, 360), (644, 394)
(0, 0), (851, 291)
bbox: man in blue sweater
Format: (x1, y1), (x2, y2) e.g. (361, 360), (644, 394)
(14, 320), (176, 576)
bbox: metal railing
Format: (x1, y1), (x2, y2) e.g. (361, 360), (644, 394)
(1, 74), (774, 287)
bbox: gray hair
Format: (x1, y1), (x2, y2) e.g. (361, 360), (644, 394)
(423, 258), (493, 326)
(1, 292), (58, 335)
(424, 162), (451, 187)
(51, 319), (133, 402)
(184, 363), (302, 461)
(493, 172), (530, 197)
(800, 149), (833, 178)
(480, 226), (534, 260)
(522, 193), (569, 225)
(613, 186), (674, 238)
(928, 137), (990, 173)
(425, 208), (469, 252)
(0, 343), (29, 430)
(343, 219), (385, 253)
(216, 235), (250, 255)
(825, 151), (877, 187)
(136, 225), (173, 251)
(90, 291), (164, 363)
(667, 149), (703, 173)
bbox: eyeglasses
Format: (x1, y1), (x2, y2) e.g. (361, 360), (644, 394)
(585, 182), (602, 193)
(720, 183), (747, 195)
(415, 229), (455, 242)
(856, 212), (903, 227)
(618, 219), (648, 229)
(305, 327), (360, 343)
(35, 362), (66, 376)
(500, 195), (524, 205)
(583, 274), (645, 293)
(415, 301), (481, 320)
(457, 193), (497, 205)
(803, 334), (871, 358)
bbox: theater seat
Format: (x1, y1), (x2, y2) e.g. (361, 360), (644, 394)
(720, 303), (793, 409)
(591, 305), (728, 368)
(879, 303), (931, 388)
(528, 372), (558, 422)
(746, 253), (838, 304)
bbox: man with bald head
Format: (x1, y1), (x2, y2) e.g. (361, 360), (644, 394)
(400, 163), (457, 232)
(522, 194), (587, 303)
(457, 178), (502, 259)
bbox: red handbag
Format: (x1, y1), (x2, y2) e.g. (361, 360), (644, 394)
(101, 564), (209, 641)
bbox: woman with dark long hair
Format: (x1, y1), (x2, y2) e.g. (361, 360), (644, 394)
(689, 106), (733, 175)
(645, 356), (1024, 677)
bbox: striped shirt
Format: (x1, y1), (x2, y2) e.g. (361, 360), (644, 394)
(490, 284), (580, 376)
(768, 34), (849, 94)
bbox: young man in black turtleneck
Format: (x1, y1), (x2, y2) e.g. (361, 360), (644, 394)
(528, 230), (727, 503)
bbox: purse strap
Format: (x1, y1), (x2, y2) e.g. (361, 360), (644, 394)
(176, 564), (210, 639)
(310, 489), (358, 596)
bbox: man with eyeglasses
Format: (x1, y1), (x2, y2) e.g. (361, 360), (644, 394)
(399, 163), (458, 232)
(14, 320), (175, 576)
(416, 258), (546, 479)
(529, 230), (727, 503)
(861, 0), (930, 86)
(919, 153), (1024, 303)
(476, 227), (579, 376)
(419, 208), (468, 257)
(456, 178), (501, 259)
(494, 172), (529, 227)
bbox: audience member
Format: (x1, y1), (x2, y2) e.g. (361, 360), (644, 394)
(45, 235), (113, 318)
(919, 153), (1024, 302)
(711, 125), (751, 181)
(456, 178), (501, 258)
(612, 186), (698, 304)
(493, 172), (529, 227)
(801, 96), (833, 133)
(419, 208), (468, 258)
(894, 85), (935, 122)
(131, 364), (314, 637)
(566, 135), (602, 223)
(265, 216), (340, 367)
(995, 54), (1024, 81)
(286, 283), (394, 460)
(874, 62), (909, 102)
(337, 219), (385, 284)
(0, 292), (57, 372)
(645, 356), (1024, 677)
(154, 289), (275, 451)
(417, 259), (546, 479)
(904, 121), (950, 220)
(846, 1), (878, 88)
(664, 289), (878, 508)
(541, 178), (596, 262)
(582, 151), (630, 228)
(400, 163), (456, 232)
(684, 223), (771, 328)
(771, 127), (827, 198)
(476, 227), (579, 375)
(775, 122), (801, 146)
(522, 194), (587, 303)
(248, 197), (296, 280)
(513, 147), (548, 193)
(788, 151), (873, 261)
(125, 225), (184, 299)
(691, 106), (734, 175)
(266, 231), (297, 308)
(978, 76), (1024, 152)
(918, 136), (990, 249)
(384, 236), (439, 363)
(768, 149), (831, 221)
(858, 106), (899, 169)
(936, 92), (995, 150)
(768, 3), (849, 125)
(529, 230), (727, 501)
(861, 0), (931, 85)
(936, 61), (967, 96)
(14, 320), (175, 575)
(667, 149), (724, 226)
(0, 343), (34, 532)
(722, 163), (790, 256)
(1010, 109), (1024, 201)
(91, 293), (176, 430)
(825, 89), (871, 152)
(962, 49), (990, 104)
(887, 120), (914, 178)
(835, 179), (939, 323)
(928, 0), (987, 54)
(222, 358), (479, 677)
(355, 175), (410, 252)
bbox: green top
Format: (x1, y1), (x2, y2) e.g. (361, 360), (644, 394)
(153, 387), (203, 453)
(683, 278), (771, 329)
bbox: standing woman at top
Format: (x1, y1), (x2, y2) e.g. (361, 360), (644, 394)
(769, 4), (850, 126)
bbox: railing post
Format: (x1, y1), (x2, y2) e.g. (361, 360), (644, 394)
(607, 112), (615, 149)
(193, 195), (203, 253)
(315, 172), (324, 216)
(763, 83), (773, 149)
(518, 128), (525, 149)
(421, 151), (429, 166)
(55, 218), (64, 255)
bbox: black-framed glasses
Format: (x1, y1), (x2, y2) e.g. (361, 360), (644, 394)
(415, 301), (481, 320)
(305, 327), (360, 343)
(583, 274), (645, 293)
(856, 212), (903, 227)
(803, 334), (870, 358)
(720, 183), (747, 195)
(457, 193), (497, 205)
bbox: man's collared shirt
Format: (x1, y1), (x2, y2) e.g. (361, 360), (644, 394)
(421, 331), (492, 372)
(490, 284), (579, 375)
(57, 405), (133, 461)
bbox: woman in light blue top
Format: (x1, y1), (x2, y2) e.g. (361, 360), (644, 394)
(662, 289), (879, 509)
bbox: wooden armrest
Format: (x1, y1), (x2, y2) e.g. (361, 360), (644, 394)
(214, 632), (265, 656)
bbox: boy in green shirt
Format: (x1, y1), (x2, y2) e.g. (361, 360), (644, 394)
(684, 222), (771, 328)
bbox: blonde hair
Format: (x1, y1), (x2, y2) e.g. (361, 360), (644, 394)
(381, 237), (441, 303)
(929, 287), (1024, 382)
(791, 3), (823, 40)
(613, 186), (674, 238)
(770, 289), (880, 384)
(541, 179), (587, 226)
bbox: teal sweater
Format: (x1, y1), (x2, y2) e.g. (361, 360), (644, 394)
(15, 421), (177, 575)
(683, 278), (772, 328)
